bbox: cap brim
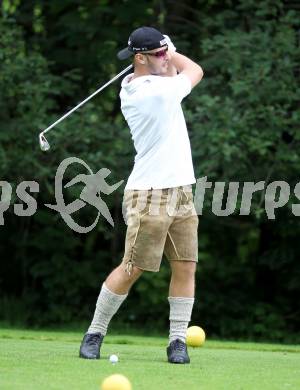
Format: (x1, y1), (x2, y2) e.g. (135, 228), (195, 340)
(117, 48), (133, 60)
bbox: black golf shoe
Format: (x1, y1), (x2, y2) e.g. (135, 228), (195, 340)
(79, 332), (104, 359)
(167, 338), (190, 364)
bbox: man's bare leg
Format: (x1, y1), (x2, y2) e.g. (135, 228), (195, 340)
(105, 263), (144, 294)
(169, 260), (196, 297)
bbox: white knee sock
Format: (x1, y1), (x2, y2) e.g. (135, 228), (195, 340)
(168, 296), (195, 344)
(88, 283), (128, 335)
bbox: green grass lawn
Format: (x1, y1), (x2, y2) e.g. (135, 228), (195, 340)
(0, 328), (299, 390)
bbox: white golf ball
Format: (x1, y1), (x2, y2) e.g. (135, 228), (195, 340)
(109, 354), (118, 364)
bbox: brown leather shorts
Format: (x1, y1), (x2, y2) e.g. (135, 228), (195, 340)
(121, 185), (199, 273)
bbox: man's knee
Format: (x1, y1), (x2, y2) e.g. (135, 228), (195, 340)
(170, 260), (197, 277)
(120, 262), (143, 280)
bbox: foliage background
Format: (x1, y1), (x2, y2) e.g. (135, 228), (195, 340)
(0, 0), (299, 342)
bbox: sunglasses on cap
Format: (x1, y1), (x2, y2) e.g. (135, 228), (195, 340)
(142, 46), (168, 58)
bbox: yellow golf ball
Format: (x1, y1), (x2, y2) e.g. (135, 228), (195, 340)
(186, 326), (206, 347)
(101, 374), (132, 390)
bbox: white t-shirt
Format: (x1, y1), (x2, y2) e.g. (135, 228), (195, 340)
(120, 73), (196, 190)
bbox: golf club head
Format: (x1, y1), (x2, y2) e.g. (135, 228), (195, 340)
(39, 133), (50, 152)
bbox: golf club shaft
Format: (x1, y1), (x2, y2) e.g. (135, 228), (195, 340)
(41, 64), (133, 136)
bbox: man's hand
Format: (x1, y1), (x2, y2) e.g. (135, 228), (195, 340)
(163, 34), (176, 55)
(163, 34), (178, 76)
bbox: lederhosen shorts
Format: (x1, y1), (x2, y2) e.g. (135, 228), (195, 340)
(121, 185), (198, 273)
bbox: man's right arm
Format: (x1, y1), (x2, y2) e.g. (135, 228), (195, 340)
(169, 52), (204, 88)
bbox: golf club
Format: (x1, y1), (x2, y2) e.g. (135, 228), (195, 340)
(38, 64), (133, 151)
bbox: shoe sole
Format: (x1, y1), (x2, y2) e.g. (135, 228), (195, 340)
(79, 353), (100, 359)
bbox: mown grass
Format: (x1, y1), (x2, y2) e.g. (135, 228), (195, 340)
(0, 328), (299, 390)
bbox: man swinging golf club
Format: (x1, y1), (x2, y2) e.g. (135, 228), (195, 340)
(79, 26), (203, 364)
